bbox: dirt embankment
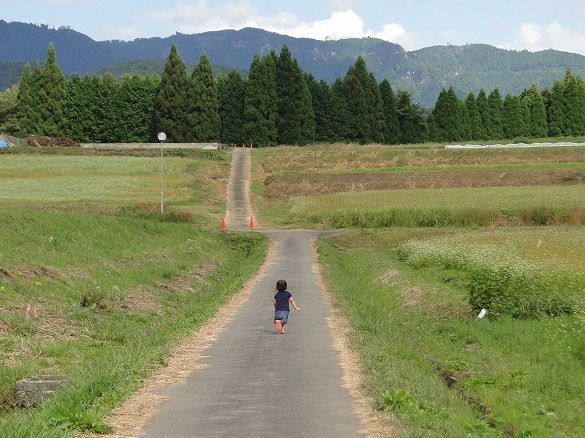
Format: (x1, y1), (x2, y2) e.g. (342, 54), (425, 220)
(263, 168), (585, 198)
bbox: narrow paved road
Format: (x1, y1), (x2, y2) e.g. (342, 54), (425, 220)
(225, 146), (252, 230)
(142, 148), (365, 437)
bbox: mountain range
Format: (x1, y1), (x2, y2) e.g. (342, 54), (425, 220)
(2, 20), (585, 109)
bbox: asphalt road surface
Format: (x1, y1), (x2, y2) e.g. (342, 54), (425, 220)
(142, 149), (365, 437)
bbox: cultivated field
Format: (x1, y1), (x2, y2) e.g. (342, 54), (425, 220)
(0, 149), (230, 226)
(252, 144), (585, 229)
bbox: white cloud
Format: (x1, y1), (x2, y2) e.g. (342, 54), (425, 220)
(502, 21), (585, 55)
(280, 10), (366, 40)
(149, 2), (414, 48)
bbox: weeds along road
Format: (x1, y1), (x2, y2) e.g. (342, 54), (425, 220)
(141, 148), (366, 437)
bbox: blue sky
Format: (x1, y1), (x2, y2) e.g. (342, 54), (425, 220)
(2, 0), (585, 55)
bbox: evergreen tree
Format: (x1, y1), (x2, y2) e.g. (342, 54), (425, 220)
(352, 56), (385, 143)
(16, 62), (34, 136)
(522, 84), (548, 138)
(153, 43), (188, 142)
(305, 74), (335, 142)
(520, 98), (532, 137)
(502, 94), (527, 139)
(396, 90), (426, 144)
(575, 76), (585, 136)
(115, 75), (159, 142)
(562, 69), (585, 136)
(0, 84), (19, 134)
(476, 89), (490, 140)
(547, 81), (566, 137)
(432, 87), (465, 141)
(187, 51), (220, 142)
(465, 92), (484, 140)
(217, 69), (245, 145)
(65, 74), (96, 142)
(366, 72), (386, 143)
(275, 45), (315, 145)
(342, 65), (369, 143)
(37, 43), (67, 136)
(425, 113), (439, 142)
(379, 79), (400, 144)
(243, 53), (278, 146)
(486, 88), (504, 140)
(458, 97), (472, 141)
(93, 74), (120, 142)
(330, 78), (351, 142)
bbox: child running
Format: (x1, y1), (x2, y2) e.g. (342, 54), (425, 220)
(273, 279), (300, 334)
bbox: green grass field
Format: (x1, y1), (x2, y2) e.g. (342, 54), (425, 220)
(1, 155), (198, 205)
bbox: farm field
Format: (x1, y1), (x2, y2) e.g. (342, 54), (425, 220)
(252, 143), (585, 436)
(0, 149), (230, 227)
(252, 144), (585, 229)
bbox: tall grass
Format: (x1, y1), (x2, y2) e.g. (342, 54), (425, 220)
(397, 227), (585, 318)
(289, 185), (585, 228)
(252, 143), (585, 173)
(317, 229), (585, 436)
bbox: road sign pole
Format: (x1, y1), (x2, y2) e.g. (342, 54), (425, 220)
(157, 132), (166, 214)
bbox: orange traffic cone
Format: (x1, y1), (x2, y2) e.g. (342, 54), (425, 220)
(249, 217), (254, 229)
(221, 218), (227, 230)
(242, 142), (245, 148)
(250, 143), (253, 149)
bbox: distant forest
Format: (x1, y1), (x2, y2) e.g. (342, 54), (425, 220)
(1, 42), (584, 146)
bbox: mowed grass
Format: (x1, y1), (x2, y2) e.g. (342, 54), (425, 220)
(317, 227), (585, 436)
(0, 151), (232, 228)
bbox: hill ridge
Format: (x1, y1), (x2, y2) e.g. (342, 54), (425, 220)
(2, 20), (585, 107)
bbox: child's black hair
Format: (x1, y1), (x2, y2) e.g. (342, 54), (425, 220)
(276, 279), (287, 292)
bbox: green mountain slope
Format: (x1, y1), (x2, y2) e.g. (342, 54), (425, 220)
(2, 21), (585, 108)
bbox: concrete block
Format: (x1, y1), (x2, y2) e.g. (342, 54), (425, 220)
(15, 375), (67, 407)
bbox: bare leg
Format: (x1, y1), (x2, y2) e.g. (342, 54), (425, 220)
(281, 322), (286, 334)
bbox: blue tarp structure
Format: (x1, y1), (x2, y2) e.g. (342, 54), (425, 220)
(0, 140), (9, 147)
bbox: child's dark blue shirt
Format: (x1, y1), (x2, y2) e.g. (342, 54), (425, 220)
(274, 290), (292, 311)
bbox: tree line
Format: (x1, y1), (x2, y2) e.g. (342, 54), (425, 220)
(1, 42), (585, 145)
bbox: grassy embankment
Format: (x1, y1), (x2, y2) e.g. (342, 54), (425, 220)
(252, 143), (585, 436)
(0, 149), (268, 436)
